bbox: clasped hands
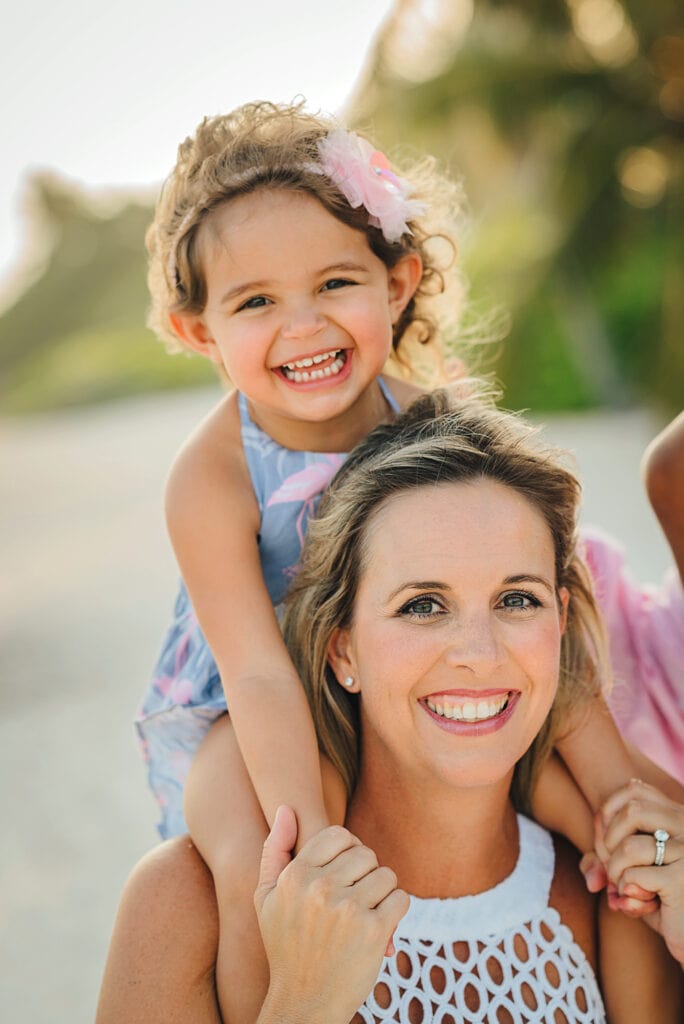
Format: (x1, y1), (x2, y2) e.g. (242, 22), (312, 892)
(583, 779), (684, 964)
(254, 806), (409, 1024)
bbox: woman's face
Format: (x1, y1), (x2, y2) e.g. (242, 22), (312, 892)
(328, 479), (569, 794)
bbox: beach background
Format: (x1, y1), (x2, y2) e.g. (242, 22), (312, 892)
(1, 2), (681, 1020)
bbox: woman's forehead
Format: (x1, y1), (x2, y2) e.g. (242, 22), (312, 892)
(358, 480), (556, 587)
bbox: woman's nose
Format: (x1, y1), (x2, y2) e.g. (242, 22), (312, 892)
(442, 615), (503, 675)
(281, 303), (326, 341)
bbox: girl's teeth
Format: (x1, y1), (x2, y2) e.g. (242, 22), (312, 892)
(426, 695), (509, 723)
(282, 352), (345, 382)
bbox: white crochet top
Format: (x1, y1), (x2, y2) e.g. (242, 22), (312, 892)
(354, 816), (605, 1023)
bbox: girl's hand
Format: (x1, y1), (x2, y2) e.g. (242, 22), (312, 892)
(254, 806), (409, 1024)
(599, 779), (684, 965)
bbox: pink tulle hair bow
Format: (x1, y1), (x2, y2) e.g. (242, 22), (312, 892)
(317, 130), (425, 243)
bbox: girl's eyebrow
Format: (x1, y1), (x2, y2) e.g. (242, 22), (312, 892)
(219, 262), (371, 306)
(220, 279), (270, 305)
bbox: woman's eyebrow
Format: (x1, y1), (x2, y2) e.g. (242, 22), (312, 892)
(387, 581), (448, 601)
(504, 574), (555, 593)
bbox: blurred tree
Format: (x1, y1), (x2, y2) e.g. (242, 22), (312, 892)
(350, 0), (683, 410)
(0, 174), (214, 412)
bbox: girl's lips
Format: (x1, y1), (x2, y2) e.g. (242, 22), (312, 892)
(273, 348), (352, 389)
(420, 690), (520, 736)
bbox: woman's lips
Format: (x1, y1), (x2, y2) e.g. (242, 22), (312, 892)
(420, 690), (520, 735)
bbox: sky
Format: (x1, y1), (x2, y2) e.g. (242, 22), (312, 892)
(2, 0), (395, 295)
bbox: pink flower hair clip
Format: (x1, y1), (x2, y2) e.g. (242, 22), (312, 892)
(317, 130), (425, 243)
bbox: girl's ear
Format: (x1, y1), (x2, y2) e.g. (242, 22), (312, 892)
(387, 252), (423, 323)
(327, 627), (361, 692)
(168, 313), (224, 365)
(558, 587), (570, 635)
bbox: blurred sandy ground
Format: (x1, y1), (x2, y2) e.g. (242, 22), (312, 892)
(0, 387), (674, 1023)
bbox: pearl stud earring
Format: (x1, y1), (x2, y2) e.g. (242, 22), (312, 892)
(344, 676), (354, 688)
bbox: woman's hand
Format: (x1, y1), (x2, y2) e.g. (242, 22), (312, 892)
(599, 779), (684, 964)
(254, 806), (409, 1024)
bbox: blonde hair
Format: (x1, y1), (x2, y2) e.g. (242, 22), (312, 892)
(146, 100), (463, 379)
(283, 391), (608, 813)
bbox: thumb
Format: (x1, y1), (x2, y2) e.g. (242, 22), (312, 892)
(254, 805), (298, 913)
(580, 850), (607, 893)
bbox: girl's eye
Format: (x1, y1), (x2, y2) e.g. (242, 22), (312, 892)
(321, 278), (354, 292)
(237, 295), (271, 311)
(398, 595), (445, 619)
(499, 591), (541, 611)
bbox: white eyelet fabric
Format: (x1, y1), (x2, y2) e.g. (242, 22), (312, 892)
(354, 816), (605, 1023)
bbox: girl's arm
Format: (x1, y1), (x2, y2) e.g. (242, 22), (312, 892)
(643, 410), (684, 585)
(534, 702), (683, 886)
(597, 780), (684, 1022)
(533, 697), (635, 857)
(600, 779), (684, 965)
(166, 402), (331, 845)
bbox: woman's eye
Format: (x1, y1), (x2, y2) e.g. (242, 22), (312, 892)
(321, 278), (354, 292)
(500, 591), (541, 611)
(238, 295), (270, 310)
(399, 596), (444, 618)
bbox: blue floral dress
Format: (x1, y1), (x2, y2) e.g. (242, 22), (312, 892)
(136, 380), (400, 838)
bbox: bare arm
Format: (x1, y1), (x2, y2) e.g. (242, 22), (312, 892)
(533, 710), (683, 864)
(166, 401), (329, 844)
(642, 410), (684, 584)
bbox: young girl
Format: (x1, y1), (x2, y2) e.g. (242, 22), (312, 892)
(135, 101), (676, 1022)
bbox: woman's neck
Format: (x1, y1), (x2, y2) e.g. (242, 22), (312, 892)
(346, 767), (519, 899)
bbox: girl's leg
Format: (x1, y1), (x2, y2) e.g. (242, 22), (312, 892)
(184, 714), (269, 1024)
(184, 714), (348, 1024)
(96, 837), (220, 1024)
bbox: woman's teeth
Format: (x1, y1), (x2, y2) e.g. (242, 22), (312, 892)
(280, 350), (345, 382)
(426, 695), (510, 722)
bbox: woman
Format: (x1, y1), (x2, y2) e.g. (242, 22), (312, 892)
(97, 393), (683, 1023)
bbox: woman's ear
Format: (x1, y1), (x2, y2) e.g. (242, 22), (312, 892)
(327, 628), (360, 692)
(168, 313), (224, 365)
(388, 252), (423, 323)
(558, 587), (570, 635)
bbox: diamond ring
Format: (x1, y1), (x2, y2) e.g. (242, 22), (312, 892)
(654, 828), (670, 867)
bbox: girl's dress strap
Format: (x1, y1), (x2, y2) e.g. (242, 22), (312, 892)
(239, 380), (399, 423)
(377, 375), (400, 413)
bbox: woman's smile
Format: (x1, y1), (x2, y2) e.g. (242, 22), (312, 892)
(329, 478), (569, 791)
(421, 689), (521, 737)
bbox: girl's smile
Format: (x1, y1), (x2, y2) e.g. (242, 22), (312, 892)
(171, 189), (421, 451)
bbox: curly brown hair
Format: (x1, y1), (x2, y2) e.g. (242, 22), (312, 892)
(146, 100), (464, 380)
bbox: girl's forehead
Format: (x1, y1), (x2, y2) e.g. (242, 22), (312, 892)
(198, 188), (379, 285)
(202, 189), (339, 244)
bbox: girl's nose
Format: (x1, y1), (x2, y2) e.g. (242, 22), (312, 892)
(281, 304), (326, 341)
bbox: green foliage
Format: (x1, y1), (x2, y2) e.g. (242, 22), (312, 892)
(1, 324), (216, 414)
(0, 174), (216, 414)
(1, 2), (681, 414)
(353, 0), (683, 411)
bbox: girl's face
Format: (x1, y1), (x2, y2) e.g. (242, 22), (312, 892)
(328, 479), (569, 795)
(171, 190), (420, 447)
